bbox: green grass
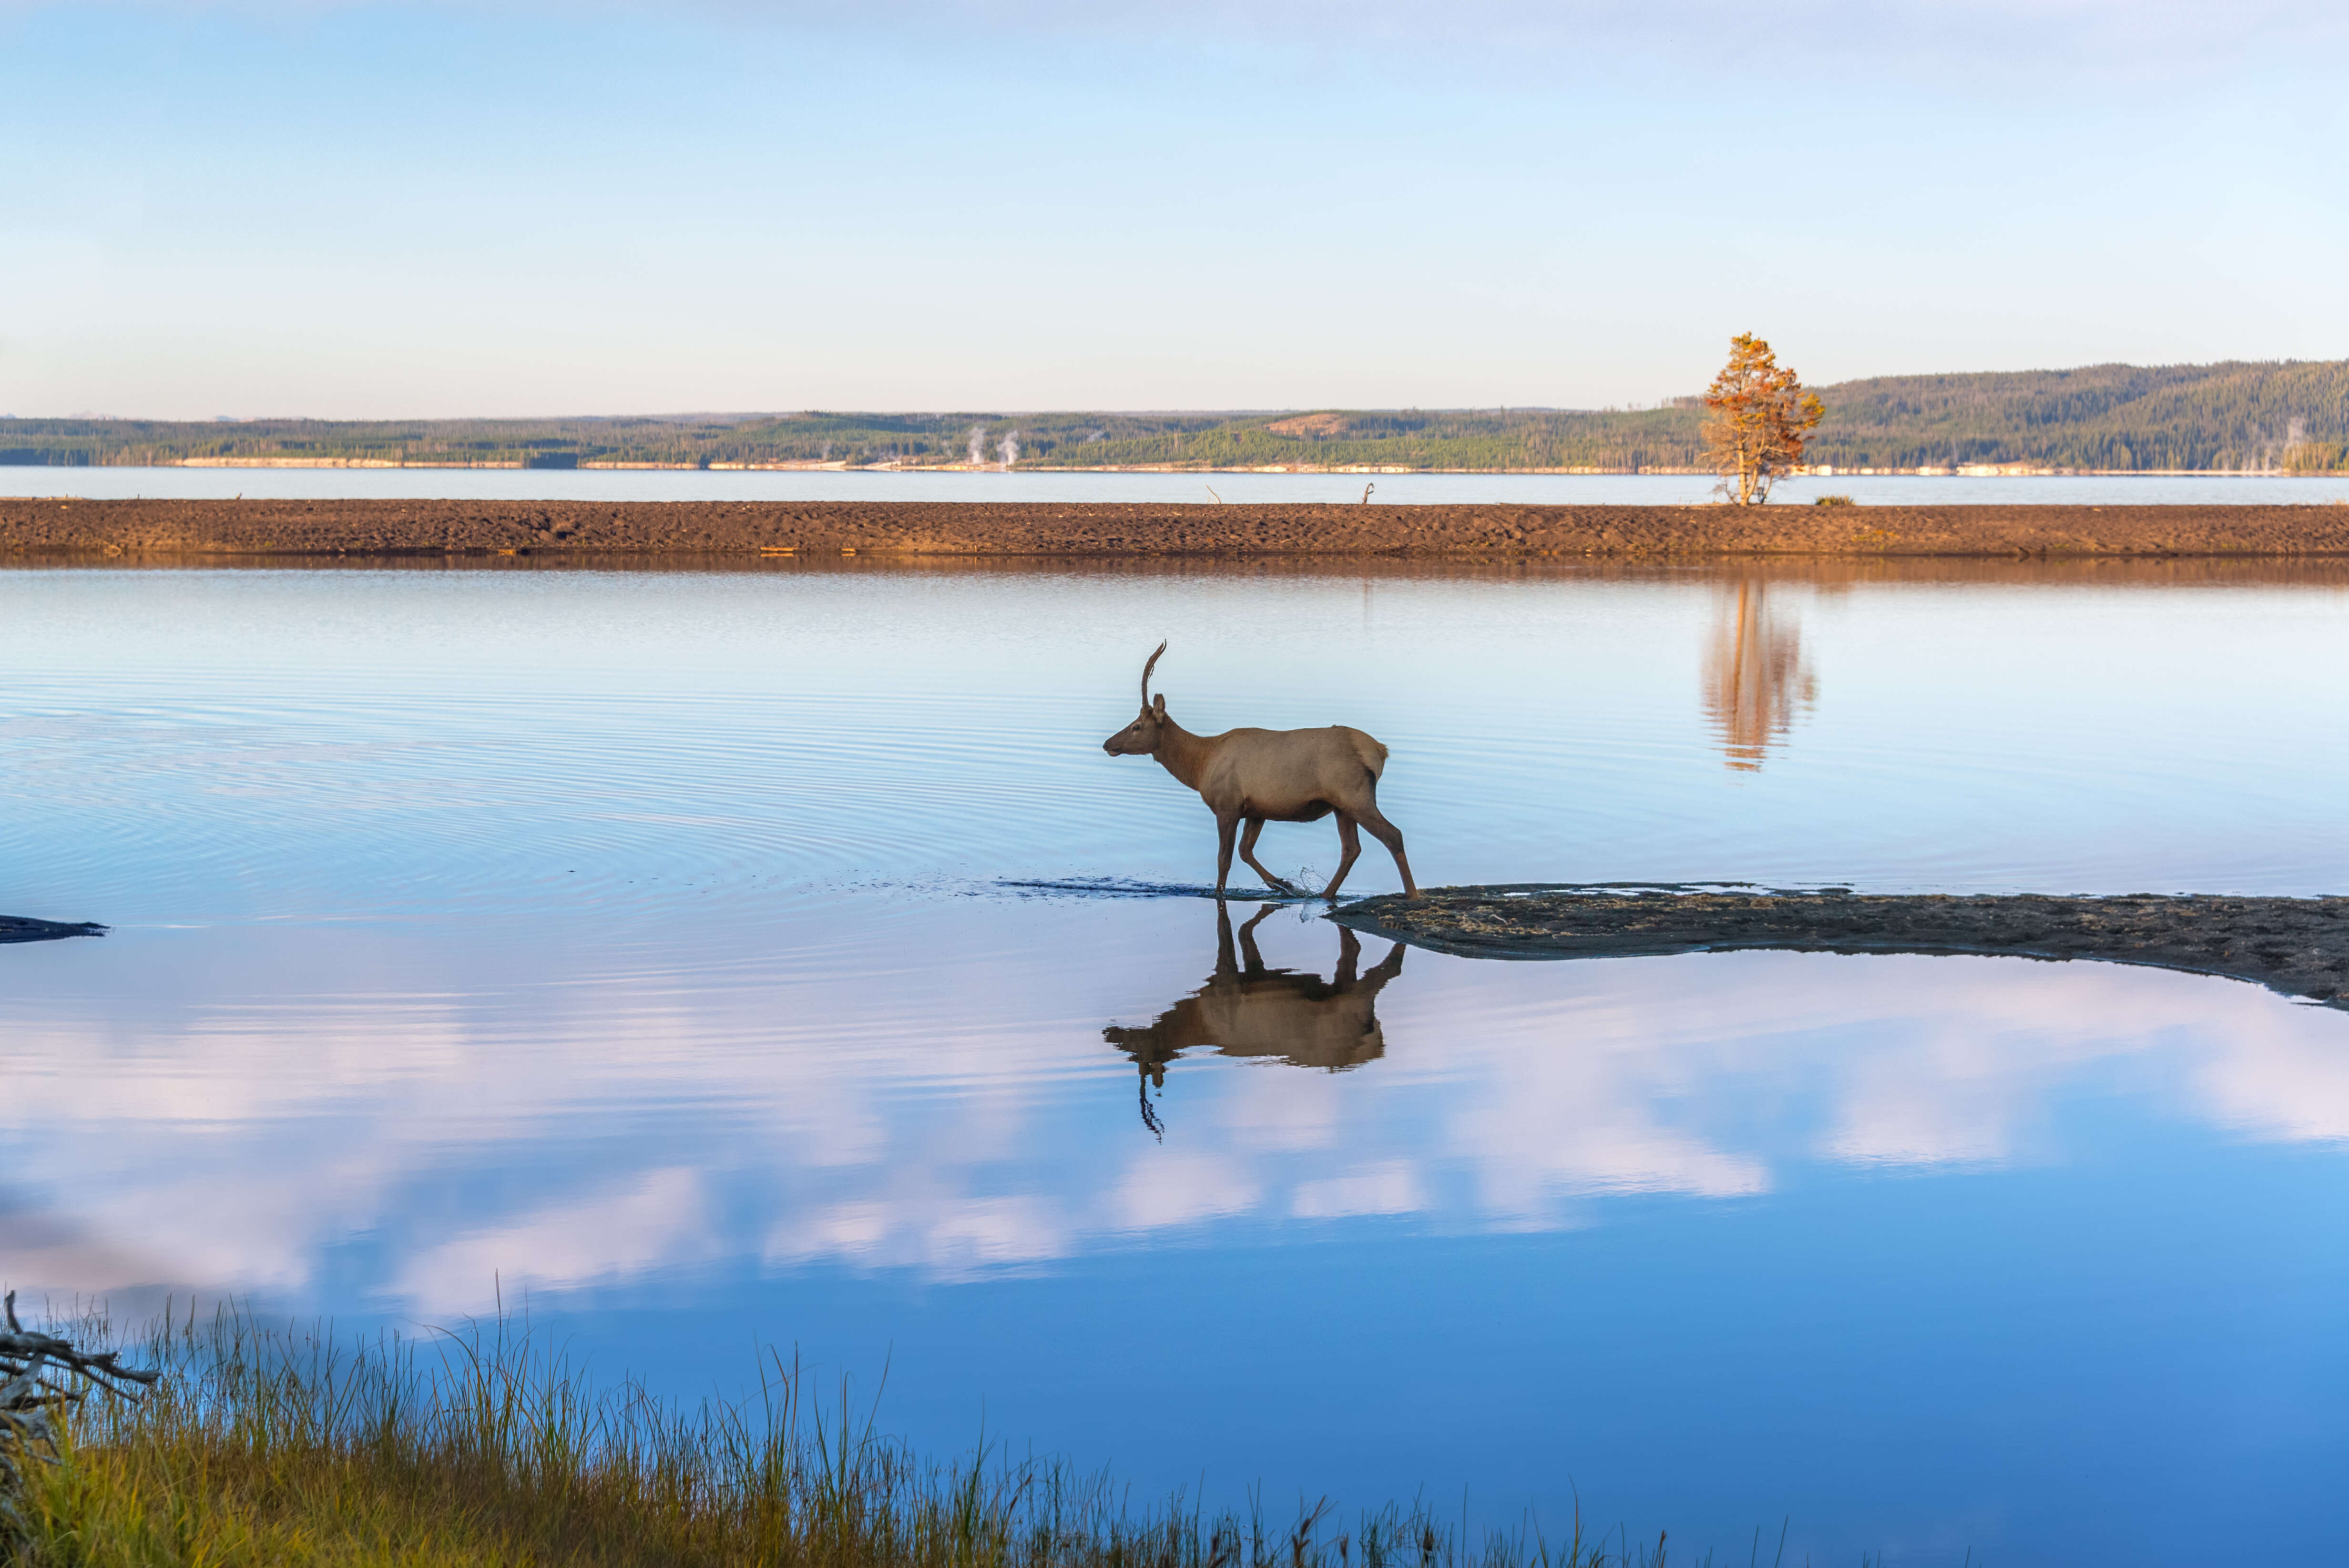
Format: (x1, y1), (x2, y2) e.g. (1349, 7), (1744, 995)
(5, 1307), (1686, 1568)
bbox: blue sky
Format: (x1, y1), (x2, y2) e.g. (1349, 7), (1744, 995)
(4, 1), (2345, 417)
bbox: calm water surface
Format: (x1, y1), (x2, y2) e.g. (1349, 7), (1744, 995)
(3, 559), (2347, 1566)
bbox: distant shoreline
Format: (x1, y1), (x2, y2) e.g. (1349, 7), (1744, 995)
(28, 457), (2332, 479)
(9, 362), (2347, 476)
(7, 498), (2349, 559)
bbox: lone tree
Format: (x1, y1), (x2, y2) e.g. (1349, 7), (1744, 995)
(1702, 334), (1824, 505)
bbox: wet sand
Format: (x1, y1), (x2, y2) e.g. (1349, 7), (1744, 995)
(1330, 887), (2349, 1008)
(6, 498), (2349, 558)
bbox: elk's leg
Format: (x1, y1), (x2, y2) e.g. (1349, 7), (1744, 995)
(1322, 813), (1364, 899)
(1214, 812), (1240, 896)
(1236, 902), (1277, 972)
(1354, 802), (1421, 899)
(1213, 899), (1239, 975)
(1238, 816), (1303, 896)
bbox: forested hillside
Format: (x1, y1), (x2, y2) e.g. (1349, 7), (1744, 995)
(1809, 359), (2349, 471)
(6, 360), (2343, 472)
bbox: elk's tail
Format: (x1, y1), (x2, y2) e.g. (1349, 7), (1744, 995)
(1349, 732), (1390, 780)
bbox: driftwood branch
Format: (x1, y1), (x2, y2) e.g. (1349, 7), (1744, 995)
(0, 1291), (159, 1524)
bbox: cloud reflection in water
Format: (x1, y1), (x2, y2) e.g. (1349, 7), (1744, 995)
(5, 895), (2349, 1318)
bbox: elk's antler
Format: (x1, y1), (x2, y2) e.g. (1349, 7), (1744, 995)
(1141, 641), (1167, 705)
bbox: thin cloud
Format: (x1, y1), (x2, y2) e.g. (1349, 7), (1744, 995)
(17, 0), (2347, 72)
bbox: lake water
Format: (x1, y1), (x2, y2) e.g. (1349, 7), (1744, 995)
(3, 558), (2347, 1566)
(10, 464), (2349, 508)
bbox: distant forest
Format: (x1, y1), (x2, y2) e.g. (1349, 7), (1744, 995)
(7, 360), (2345, 473)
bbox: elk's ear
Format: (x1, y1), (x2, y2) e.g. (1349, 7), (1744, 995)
(1152, 693), (1166, 716)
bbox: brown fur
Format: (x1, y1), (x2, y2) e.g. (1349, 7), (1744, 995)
(1102, 642), (1421, 899)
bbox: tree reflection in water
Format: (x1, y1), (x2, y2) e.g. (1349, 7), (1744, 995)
(1702, 580), (1817, 771)
(1103, 902), (1407, 1138)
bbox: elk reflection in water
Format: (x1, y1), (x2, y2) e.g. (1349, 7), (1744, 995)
(1103, 903), (1407, 1137)
(1702, 580), (1817, 771)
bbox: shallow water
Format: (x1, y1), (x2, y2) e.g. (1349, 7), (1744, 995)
(10, 463), (2349, 507)
(3, 559), (2347, 1566)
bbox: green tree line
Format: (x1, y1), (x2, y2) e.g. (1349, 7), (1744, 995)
(6, 359), (2343, 472)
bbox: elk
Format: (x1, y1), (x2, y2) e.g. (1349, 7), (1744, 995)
(1101, 641), (1420, 900)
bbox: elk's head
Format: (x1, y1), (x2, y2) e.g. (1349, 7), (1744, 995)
(1103, 641), (1170, 755)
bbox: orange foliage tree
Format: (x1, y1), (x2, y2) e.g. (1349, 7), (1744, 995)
(1702, 334), (1825, 505)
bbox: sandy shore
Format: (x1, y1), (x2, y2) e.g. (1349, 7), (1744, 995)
(1330, 887), (2349, 1008)
(6, 498), (2349, 558)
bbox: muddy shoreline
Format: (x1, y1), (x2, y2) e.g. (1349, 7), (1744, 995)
(6, 499), (2349, 559)
(1329, 887), (2349, 1008)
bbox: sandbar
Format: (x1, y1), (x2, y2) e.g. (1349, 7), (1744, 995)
(0, 915), (105, 945)
(6, 499), (2349, 559)
(1329, 886), (2349, 1008)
